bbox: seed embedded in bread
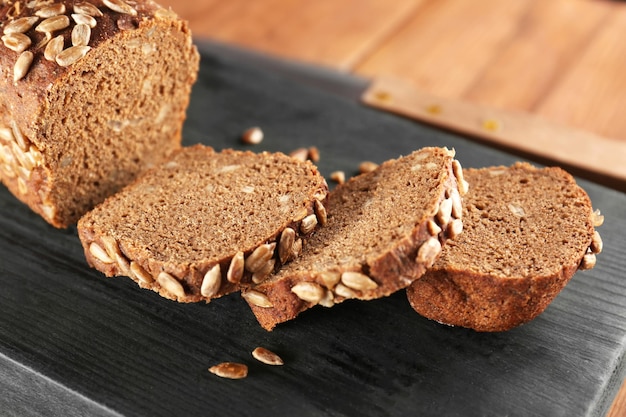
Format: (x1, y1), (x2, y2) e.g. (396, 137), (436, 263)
(407, 162), (600, 332)
(291, 282), (326, 303)
(201, 264), (222, 298)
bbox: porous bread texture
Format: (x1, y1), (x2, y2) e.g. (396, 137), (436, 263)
(0, 0), (199, 227)
(406, 162), (602, 332)
(77, 145), (329, 303)
(243, 147), (464, 331)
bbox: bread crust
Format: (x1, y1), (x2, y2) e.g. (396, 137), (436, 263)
(407, 163), (600, 332)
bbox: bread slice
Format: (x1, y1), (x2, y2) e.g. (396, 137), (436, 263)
(406, 162), (603, 332)
(242, 147), (467, 331)
(0, 0), (199, 227)
(77, 145), (329, 303)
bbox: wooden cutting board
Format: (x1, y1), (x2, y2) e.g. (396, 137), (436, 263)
(0, 42), (624, 417)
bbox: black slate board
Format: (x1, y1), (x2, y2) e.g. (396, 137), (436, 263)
(1, 42), (625, 417)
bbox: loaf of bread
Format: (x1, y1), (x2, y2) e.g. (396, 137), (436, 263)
(0, 0), (199, 227)
(242, 147), (467, 331)
(406, 162), (603, 332)
(77, 145), (329, 303)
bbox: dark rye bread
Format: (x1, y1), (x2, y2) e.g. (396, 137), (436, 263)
(77, 145), (329, 303)
(242, 147), (467, 331)
(406, 162), (603, 332)
(0, 0), (199, 228)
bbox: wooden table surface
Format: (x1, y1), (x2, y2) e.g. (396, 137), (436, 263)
(158, 1), (626, 415)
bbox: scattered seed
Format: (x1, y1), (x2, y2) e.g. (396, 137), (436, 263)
(291, 281), (325, 304)
(35, 3), (66, 18)
(252, 347), (283, 366)
(416, 237), (442, 266)
(340, 271), (378, 291)
(300, 214), (318, 235)
(44, 35), (64, 61)
(56, 45), (91, 67)
(209, 362), (248, 379)
(35, 15), (70, 33)
(227, 251), (244, 283)
(2, 32), (31, 53)
(74, 2), (104, 17)
(242, 290), (273, 308)
(130, 261), (153, 284)
(308, 146), (320, 163)
(157, 271), (185, 298)
(330, 171), (345, 184)
(3, 16), (39, 35)
(89, 242), (113, 264)
(201, 264), (222, 297)
(71, 23), (91, 46)
(278, 227), (296, 264)
(358, 161), (378, 174)
(245, 243), (276, 273)
(103, 0), (137, 16)
(241, 126), (263, 145)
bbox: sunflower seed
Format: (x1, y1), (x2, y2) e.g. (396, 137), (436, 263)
(300, 214), (318, 234)
(278, 227), (296, 263)
(436, 198), (453, 227)
(427, 219), (442, 236)
(227, 251), (244, 283)
(449, 188), (463, 219)
(252, 347), (284, 366)
(416, 237), (442, 266)
(333, 283), (356, 299)
(318, 290), (335, 307)
(358, 161), (378, 174)
(591, 209), (604, 227)
(2, 32), (31, 53)
(590, 231), (603, 254)
(3, 16), (39, 34)
(319, 271), (341, 289)
(292, 238), (303, 258)
(201, 264), (221, 298)
(10, 120), (29, 151)
(44, 35), (63, 60)
(71, 23), (91, 46)
(330, 170), (345, 184)
(245, 243), (276, 273)
(103, 0), (137, 16)
(579, 253), (596, 270)
(289, 147), (308, 162)
(452, 160), (469, 195)
(209, 362), (248, 379)
(89, 242), (113, 264)
(241, 126), (263, 144)
(242, 290), (273, 308)
(56, 45), (91, 67)
(0, 127), (13, 143)
(35, 3), (66, 17)
(130, 261), (153, 283)
(114, 253), (131, 276)
(35, 15), (70, 33)
(291, 282), (325, 304)
(17, 177), (27, 194)
(447, 218), (463, 239)
(157, 272), (185, 298)
(100, 235), (121, 259)
(71, 13), (97, 28)
(14, 51), (33, 82)
(341, 271), (378, 291)
(314, 200), (327, 226)
(74, 2), (103, 17)
(154, 8), (177, 20)
(251, 259), (275, 284)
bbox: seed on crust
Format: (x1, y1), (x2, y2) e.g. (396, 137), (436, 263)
(245, 243), (276, 273)
(103, 0), (138, 16)
(436, 198), (453, 226)
(35, 15), (70, 33)
(242, 290), (273, 308)
(300, 214), (318, 234)
(3, 16), (39, 34)
(227, 251), (245, 283)
(278, 227), (296, 264)
(2, 33), (31, 53)
(289, 147), (308, 162)
(241, 126), (263, 145)
(114, 253), (131, 276)
(56, 45), (91, 67)
(44, 35), (64, 61)
(252, 347), (284, 366)
(89, 242), (113, 264)
(201, 264), (222, 298)
(314, 200), (327, 226)
(130, 261), (153, 284)
(318, 290), (335, 307)
(35, 3), (66, 17)
(447, 218), (463, 239)
(452, 160), (469, 195)
(579, 253), (596, 270)
(340, 271), (378, 291)
(0, 127), (13, 142)
(291, 282), (325, 303)
(100, 235), (122, 259)
(308, 146), (320, 163)
(590, 230), (603, 254)
(72, 13), (97, 28)
(74, 2), (104, 17)
(209, 362), (248, 379)
(157, 272), (185, 298)
(333, 283), (357, 299)
(449, 188), (463, 219)
(319, 271), (341, 289)
(427, 219), (442, 236)
(292, 238), (303, 258)
(71, 23), (91, 46)
(359, 161), (379, 174)
(591, 209), (604, 227)
(10, 120), (29, 151)
(14, 51), (33, 82)
(251, 259), (275, 284)
(416, 237), (442, 266)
